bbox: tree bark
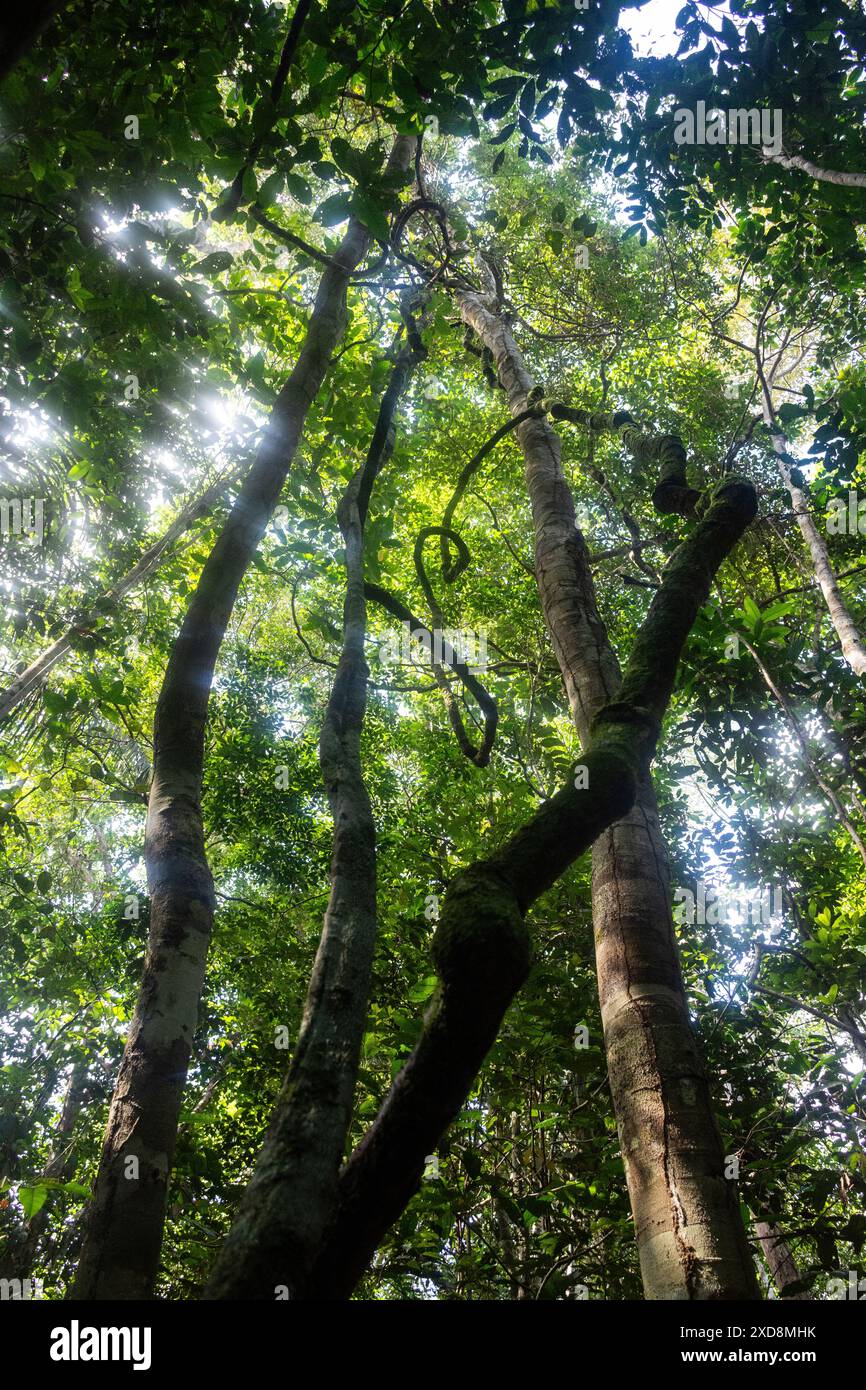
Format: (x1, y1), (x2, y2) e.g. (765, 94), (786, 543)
(204, 315), (426, 1300)
(592, 794), (760, 1299)
(754, 1221), (810, 1299)
(458, 290), (761, 1300)
(761, 148), (866, 188)
(71, 135), (414, 1301)
(306, 341), (757, 1297)
(758, 383), (866, 678)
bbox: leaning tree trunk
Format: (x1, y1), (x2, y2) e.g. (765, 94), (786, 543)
(754, 1221), (811, 1300)
(457, 286), (761, 1300)
(297, 311), (757, 1300)
(71, 136), (414, 1301)
(0, 462), (243, 724)
(759, 383), (866, 678)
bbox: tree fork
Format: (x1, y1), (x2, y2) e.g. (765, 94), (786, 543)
(305, 454), (756, 1299)
(457, 289), (762, 1301)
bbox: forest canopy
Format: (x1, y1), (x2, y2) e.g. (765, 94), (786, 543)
(1, 0), (866, 1314)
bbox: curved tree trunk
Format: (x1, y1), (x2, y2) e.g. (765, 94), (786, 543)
(71, 135), (414, 1301)
(204, 314), (426, 1300)
(299, 303), (756, 1300)
(458, 287), (761, 1300)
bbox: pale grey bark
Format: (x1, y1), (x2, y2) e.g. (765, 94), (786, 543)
(761, 148), (866, 188)
(759, 380), (866, 678)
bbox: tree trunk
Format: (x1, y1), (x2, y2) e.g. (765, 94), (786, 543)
(71, 135), (414, 1301)
(761, 149), (866, 188)
(759, 388), (866, 678)
(593, 790), (759, 1298)
(754, 1221), (810, 1299)
(0, 1060), (86, 1285)
(458, 287), (761, 1300)
(0, 463), (243, 724)
(306, 351), (757, 1298)
(204, 315), (425, 1300)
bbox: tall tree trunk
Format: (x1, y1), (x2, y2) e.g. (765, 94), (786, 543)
(71, 136), (414, 1301)
(592, 793), (758, 1299)
(759, 382), (866, 678)
(458, 287), (761, 1300)
(204, 314), (426, 1300)
(305, 348), (757, 1298)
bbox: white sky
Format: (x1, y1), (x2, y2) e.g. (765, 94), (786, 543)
(621, 0), (688, 56)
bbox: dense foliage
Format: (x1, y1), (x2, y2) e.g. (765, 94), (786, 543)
(1, 0), (865, 1302)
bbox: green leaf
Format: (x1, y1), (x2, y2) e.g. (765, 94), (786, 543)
(349, 190), (390, 241)
(545, 227), (564, 255)
(761, 599), (795, 624)
(408, 974), (438, 1003)
(257, 172), (284, 208)
(315, 192), (353, 227)
(742, 595), (761, 629)
(285, 173), (313, 205)
(197, 252), (235, 274)
(19, 1184), (49, 1218)
(330, 136), (368, 182)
